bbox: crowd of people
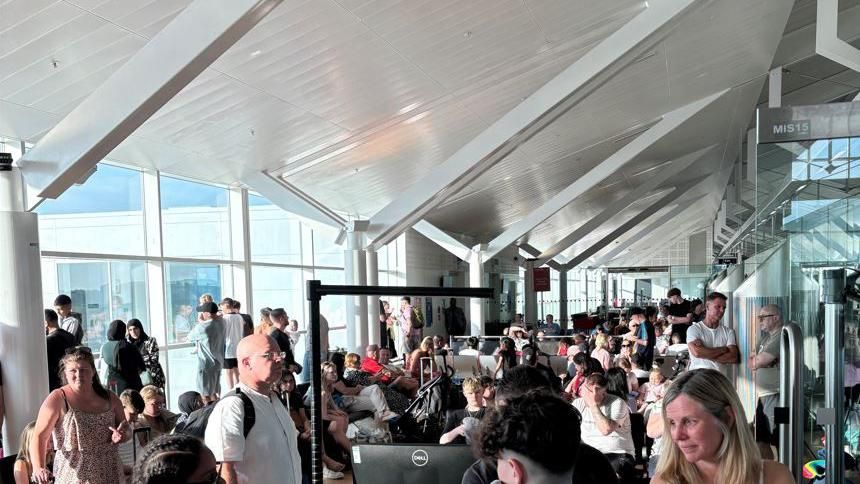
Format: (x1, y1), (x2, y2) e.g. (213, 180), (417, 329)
(0, 287), (795, 483)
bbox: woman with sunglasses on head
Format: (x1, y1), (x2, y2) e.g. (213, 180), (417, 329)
(136, 385), (179, 444)
(30, 347), (129, 484)
(132, 433), (223, 484)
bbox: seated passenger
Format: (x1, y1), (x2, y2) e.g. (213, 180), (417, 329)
(322, 361), (398, 422)
(136, 385), (178, 444)
(407, 337), (435, 379)
(439, 377), (485, 444)
(461, 366), (618, 484)
(557, 337), (575, 356)
(477, 392), (579, 484)
(360, 344), (418, 396)
(343, 352), (410, 415)
(637, 369), (667, 412)
(652, 369), (794, 484)
(573, 373), (635, 480)
(460, 336), (482, 356)
(131, 433), (219, 484)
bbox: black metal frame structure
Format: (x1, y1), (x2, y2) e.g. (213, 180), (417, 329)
(306, 280), (494, 484)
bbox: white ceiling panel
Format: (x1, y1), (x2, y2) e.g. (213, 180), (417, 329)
(1, 0), (816, 265)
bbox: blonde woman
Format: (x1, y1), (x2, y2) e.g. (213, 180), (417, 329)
(591, 333), (612, 372)
(13, 422), (37, 484)
(407, 337), (435, 379)
(652, 369), (793, 484)
(256, 307), (273, 335)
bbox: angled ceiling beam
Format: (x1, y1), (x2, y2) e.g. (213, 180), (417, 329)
(484, 89), (728, 260)
(816, 0), (860, 72)
(519, 244), (565, 272)
(243, 171), (347, 229)
(562, 174), (710, 270)
(19, 0), (283, 210)
(532, 145), (718, 266)
(413, 220), (472, 261)
(610, 206), (710, 267)
(590, 196), (705, 267)
(363, 0), (708, 251)
(772, 2), (860, 68)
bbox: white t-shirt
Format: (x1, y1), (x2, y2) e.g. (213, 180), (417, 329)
(205, 383), (302, 484)
(572, 394), (634, 456)
(686, 321), (737, 373)
(222, 313), (245, 359)
(459, 348), (481, 356)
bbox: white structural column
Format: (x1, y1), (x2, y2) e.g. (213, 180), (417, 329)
(533, 145), (717, 266)
(468, 246), (486, 336)
(485, 90), (728, 260)
(344, 226), (369, 352)
(558, 270), (569, 330)
(0, 165), (49, 451)
(366, 250), (380, 346)
(523, 260), (538, 325)
(365, 0), (707, 251)
(20, 0), (284, 209)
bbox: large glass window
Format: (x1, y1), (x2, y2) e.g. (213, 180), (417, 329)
(50, 259), (149, 350)
(248, 194), (302, 264)
(164, 346), (201, 410)
(251, 265), (306, 322)
(315, 268), (346, 348)
(313, 230), (344, 267)
(165, 262), (223, 343)
(160, 175), (232, 259)
(37, 164), (145, 255)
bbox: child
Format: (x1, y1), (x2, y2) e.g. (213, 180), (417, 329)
(638, 369), (667, 412)
(14, 421), (37, 484)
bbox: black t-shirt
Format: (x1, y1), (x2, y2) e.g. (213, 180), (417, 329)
(270, 328), (299, 369)
(668, 299), (692, 341)
(535, 362), (563, 394)
(442, 407), (486, 445)
(46, 328), (76, 390)
(460, 443), (618, 484)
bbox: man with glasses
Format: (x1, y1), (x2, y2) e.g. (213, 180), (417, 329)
(206, 334), (301, 484)
(748, 304), (784, 459)
(625, 307), (655, 369)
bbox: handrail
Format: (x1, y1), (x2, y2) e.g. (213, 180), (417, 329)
(778, 322), (803, 483)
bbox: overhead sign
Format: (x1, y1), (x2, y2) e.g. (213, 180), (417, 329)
(758, 102), (860, 144)
(533, 267), (551, 292)
(717, 256), (738, 265)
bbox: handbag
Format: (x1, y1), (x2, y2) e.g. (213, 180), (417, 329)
(140, 370), (154, 386)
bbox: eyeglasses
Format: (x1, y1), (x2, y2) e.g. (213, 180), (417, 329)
(254, 351), (287, 362)
(621, 344), (631, 348)
(757, 314), (776, 320)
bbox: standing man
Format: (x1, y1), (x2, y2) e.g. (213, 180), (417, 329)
(267, 308), (302, 373)
(54, 294), (83, 345)
(398, 296), (421, 356)
(686, 292), (738, 374)
(748, 304), (784, 458)
(666, 288), (693, 342)
(206, 334), (302, 484)
(187, 301), (226, 404)
(220, 298), (245, 391)
(44, 309), (75, 390)
(626, 307), (655, 369)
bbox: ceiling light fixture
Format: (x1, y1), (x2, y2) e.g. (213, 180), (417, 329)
(250, 50), (262, 57)
(397, 102), (421, 116)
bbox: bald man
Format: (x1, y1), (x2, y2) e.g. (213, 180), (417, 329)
(749, 304), (784, 457)
(205, 334), (302, 484)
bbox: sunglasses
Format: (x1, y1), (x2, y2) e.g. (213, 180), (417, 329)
(65, 346), (93, 355)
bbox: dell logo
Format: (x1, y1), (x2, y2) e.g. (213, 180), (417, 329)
(411, 449), (429, 467)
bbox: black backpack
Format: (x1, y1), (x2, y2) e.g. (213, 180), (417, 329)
(181, 388), (255, 439)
